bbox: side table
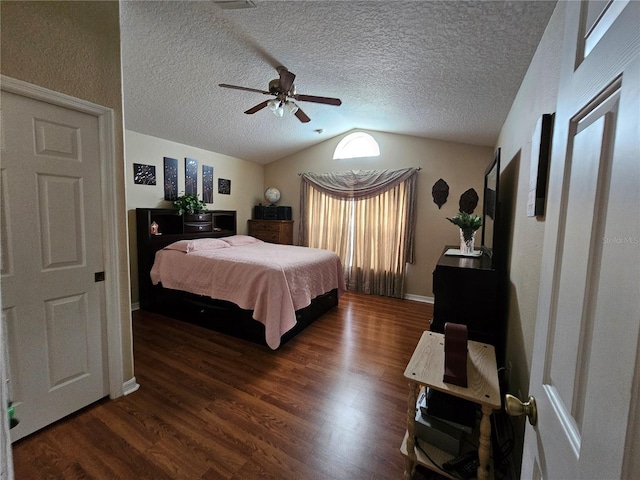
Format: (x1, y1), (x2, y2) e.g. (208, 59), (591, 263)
(400, 331), (501, 480)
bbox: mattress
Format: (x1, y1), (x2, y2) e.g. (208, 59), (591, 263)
(150, 237), (345, 348)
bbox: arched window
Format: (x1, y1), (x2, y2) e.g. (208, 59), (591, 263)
(333, 132), (380, 159)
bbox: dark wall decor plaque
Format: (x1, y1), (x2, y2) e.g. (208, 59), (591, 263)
(527, 113), (554, 217)
(459, 188), (479, 214)
(163, 157), (178, 201)
(218, 178), (231, 195)
(432, 178), (449, 209)
(133, 163), (156, 185)
(185, 157), (198, 195)
(202, 165), (214, 203)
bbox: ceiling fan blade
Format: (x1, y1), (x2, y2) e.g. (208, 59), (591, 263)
(294, 107), (311, 123)
(294, 94), (342, 106)
(278, 67), (296, 94)
(244, 100), (270, 114)
(219, 84), (270, 95)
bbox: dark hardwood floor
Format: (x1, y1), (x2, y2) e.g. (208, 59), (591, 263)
(12, 291), (434, 479)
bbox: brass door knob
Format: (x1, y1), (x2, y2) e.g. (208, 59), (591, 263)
(505, 393), (538, 426)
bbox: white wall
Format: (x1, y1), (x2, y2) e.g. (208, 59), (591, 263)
(125, 130), (264, 304)
(495, 2), (566, 474)
(265, 129), (493, 299)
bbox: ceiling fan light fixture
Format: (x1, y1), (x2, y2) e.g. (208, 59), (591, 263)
(285, 101), (299, 115)
(267, 99), (280, 112)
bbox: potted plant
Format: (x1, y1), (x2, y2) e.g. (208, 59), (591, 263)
(173, 193), (207, 216)
(446, 211), (482, 254)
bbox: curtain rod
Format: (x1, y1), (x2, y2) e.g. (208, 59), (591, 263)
(298, 167), (421, 176)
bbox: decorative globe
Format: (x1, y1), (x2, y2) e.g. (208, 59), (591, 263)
(264, 187), (281, 205)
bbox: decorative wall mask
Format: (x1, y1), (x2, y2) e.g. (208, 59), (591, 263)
(459, 188), (479, 214)
(432, 178), (449, 209)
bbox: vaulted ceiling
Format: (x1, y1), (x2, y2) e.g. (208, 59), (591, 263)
(120, 1), (557, 165)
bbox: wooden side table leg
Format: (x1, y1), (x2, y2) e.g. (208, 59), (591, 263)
(404, 382), (418, 480)
(477, 405), (492, 480)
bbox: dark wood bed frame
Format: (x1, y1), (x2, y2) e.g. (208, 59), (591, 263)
(135, 208), (339, 347)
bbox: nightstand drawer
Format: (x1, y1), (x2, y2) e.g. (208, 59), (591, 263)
(185, 213), (212, 222)
(184, 222), (212, 233)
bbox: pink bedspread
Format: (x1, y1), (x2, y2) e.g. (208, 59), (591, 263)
(150, 242), (345, 349)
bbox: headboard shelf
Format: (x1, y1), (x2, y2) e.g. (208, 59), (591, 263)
(136, 208), (237, 309)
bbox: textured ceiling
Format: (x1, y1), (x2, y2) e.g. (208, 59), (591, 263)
(120, 1), (557, 165)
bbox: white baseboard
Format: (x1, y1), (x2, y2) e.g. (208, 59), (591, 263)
(404, 294), (434, 304)
(131, 302), (140, 311)
(123, 377), (140, 396)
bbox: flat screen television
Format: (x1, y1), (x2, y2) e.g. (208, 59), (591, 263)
(481, 148), (500, 266)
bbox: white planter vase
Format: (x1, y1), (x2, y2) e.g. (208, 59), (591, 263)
(459, 228), (476, 254)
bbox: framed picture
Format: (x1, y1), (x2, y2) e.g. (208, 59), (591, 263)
(133, 163), (156, 185)
(163, 157), (178, 201)
(185, 157), (198, 195)
(527, 113), (554, 217)
(202, 165), (214, 203)
(218, 178), (231, 195)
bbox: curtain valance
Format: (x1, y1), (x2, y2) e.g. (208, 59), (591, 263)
(300, 168), (417, 200)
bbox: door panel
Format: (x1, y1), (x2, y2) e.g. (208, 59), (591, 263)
(1, 90), (108, 441)
(38, 174), (85, 269)
(522, 1), (639, 478)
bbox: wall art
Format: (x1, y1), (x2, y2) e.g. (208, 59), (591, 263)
(133, 163), (156, 185)
(218, 178), (231, 195)
(459, 188), (479, 214)
(527, 113), (554, 217)
(432, 178), (449, 208)
(163, 157), (178, 201)
(202, 165), (214, 203)
(185, 157), (198, 195)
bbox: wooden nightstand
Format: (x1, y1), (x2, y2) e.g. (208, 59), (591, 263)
(400, 331), (501, 480)
(248, 219), (294, 245)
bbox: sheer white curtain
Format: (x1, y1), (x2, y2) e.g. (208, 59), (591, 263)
(299, 168), (418, 298)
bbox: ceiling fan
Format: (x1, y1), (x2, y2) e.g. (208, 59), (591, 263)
(219, 66), (341, 123)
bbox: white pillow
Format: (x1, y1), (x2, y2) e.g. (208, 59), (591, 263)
(221, 235), (263, 246)
(164, 238), (231, 253)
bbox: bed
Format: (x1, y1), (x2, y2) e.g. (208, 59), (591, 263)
(136, 208), (345, 349)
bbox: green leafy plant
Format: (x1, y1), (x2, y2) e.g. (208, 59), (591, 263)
(173, 193), (207, 215)
(447, 211), (482, 241)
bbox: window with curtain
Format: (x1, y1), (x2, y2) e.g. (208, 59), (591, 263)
(299, 168), (418, 298)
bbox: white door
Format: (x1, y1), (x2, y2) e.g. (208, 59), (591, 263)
(1, 90), (109, 441)
(521, 1), (640, 478)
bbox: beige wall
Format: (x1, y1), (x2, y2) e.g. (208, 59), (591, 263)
(494, 2), (565, 474)
(265, 129), (493, 299)
(125, 131), (265, 304)
(0, 2), (134, 380)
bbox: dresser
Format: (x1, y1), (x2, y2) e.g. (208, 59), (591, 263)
(248, 219), (294, 245)
(430, 246), (503, 364)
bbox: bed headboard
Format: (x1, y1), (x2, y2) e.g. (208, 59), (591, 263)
(136, 208), (237, 309)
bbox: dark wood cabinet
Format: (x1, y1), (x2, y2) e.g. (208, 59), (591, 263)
(248, 220), (293, 245)
(430, 246), (504, 363)
(136, 208), (236, 309)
